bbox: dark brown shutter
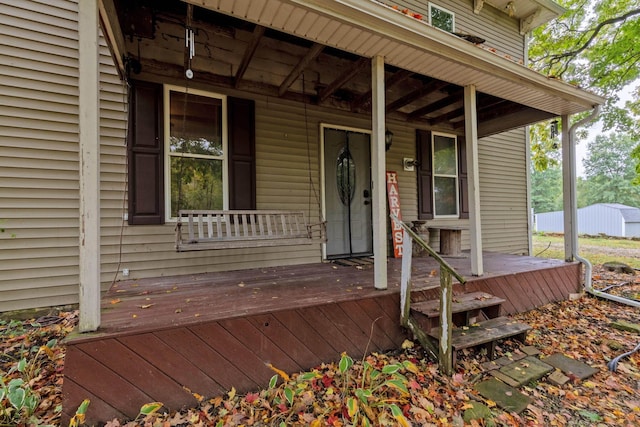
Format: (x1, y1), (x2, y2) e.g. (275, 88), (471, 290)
(127, 81), (164, 225)
(416, 129), (433, 220)
(228, 97), (256, 210)
(458, 138), (469, 219)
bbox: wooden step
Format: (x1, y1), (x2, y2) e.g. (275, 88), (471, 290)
(411, 291), (504, 319)
(428, 316), (531, 365)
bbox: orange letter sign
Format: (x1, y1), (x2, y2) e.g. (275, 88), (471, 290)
(386, 171), (403, 258)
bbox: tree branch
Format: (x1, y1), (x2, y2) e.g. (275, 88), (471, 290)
(544, 8), (640, 77)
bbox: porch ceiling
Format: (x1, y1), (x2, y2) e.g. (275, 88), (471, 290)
(101, 0), (604, 137)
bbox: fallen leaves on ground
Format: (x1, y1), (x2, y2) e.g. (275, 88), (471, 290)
(0, 311), (78, 426)
(2, 268), (640, 426)
(591, 264), (640, 302)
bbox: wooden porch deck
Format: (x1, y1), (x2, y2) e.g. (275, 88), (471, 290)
(62, 253), (581, 424)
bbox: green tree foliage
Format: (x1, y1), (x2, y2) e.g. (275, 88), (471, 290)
(580, 133), (640, 207)
(531, 164), (563, 213)
(170, 137), (223, 216)
(528, 0), (640, 171)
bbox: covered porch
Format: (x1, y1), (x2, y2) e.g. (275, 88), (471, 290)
(62, 253), (580, 424)
(77, 0), (605, 333)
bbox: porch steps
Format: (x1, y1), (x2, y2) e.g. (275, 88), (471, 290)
(411, 291), (504, 322)
(428, 316), (531, 365)
(410, 291), (531, 366)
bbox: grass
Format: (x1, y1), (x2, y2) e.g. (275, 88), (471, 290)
(532, 233), (640, 268)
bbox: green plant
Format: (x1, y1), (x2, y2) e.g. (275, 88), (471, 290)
(262, 353), (413, 426)
(0, 339), (57, 426)
(339, 353), (413, 426)
(68, 399), (90, 427)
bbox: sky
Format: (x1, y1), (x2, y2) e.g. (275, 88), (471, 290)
(574, 81), (637, 176)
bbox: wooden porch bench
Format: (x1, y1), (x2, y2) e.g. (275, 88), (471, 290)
(176, 210), (326, 251)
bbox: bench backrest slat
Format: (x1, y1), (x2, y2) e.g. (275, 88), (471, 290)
(176, 210), (324, 250)
(188, 214), (195, 241)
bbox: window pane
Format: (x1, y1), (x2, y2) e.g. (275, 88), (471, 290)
(170, 92), (223, 156)
(433, 135), (456, 175)
(336, 148), (356, 206)
(434, 176), (457, 216)
(170, 156), (223, 217)
(431, 7), (454, 32)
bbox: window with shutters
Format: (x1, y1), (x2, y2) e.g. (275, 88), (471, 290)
(164, 85), (227, 219)
(416, 129), (468, 220)
(127, 81), (255, 225)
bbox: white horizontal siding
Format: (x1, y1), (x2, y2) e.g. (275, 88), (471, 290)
(0, 0), (81, 312)
(393, 0), (524, 60)
(0, 0), (130, 312)
(478, 128), (529, 254)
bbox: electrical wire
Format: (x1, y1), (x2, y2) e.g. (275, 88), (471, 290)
(607, 342), (640, 372)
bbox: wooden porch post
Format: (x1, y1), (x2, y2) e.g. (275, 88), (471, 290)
(371, 55), (387, 289)
(78, 0), (101, 332)
(561, 115), (576, 261)
(464, 85), (483, 276)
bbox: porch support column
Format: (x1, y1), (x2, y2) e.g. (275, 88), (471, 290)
(464, 85), (483, 276)
(78, 0), (101, 332)
(561, 115), (576, 261)
(371, 55), (387, 289)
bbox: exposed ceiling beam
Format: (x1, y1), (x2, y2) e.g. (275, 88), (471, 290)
(407, 89), (464, 120)
(429, 106), (465, 125)
(138, 58), (356, 111)
(235, 25), (265, 88)
(278, 43), (324, 96)
(477, 97), (511, 115)
(385, 80), (448, 114)
(318, 57), (369, 103)
(475, 100), (529, 124)
(477, 108), (555, 137)
(351, 69), (414, 110)
(98, 0), (127, 77)
(429, 94), (506, 125)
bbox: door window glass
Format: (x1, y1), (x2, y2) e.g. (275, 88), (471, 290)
(336, 148), (356, 206)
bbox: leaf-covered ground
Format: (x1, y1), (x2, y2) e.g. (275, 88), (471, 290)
(1, 268), (639, 426)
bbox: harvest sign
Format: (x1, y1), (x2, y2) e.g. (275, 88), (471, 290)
(386, 171), (403, 258)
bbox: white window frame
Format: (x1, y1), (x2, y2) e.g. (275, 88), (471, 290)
(428, 3), (456, 33)
(431, 131), (459, 218)
(163, 84), (229, 221)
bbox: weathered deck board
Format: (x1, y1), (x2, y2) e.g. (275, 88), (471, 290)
(75, 339), (194, 409)
(154, 327), (254, 392)
(61, 378), (127, 422)
(62, 254), (581, 425)
(298, 305), (361, 355)
(63, 347), (156, 416)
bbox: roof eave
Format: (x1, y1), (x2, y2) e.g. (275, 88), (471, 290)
(284, 0), (605, 114)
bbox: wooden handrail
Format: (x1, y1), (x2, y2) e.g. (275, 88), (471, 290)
(390, 214), (466, 376)
(391, 215), (465, 283)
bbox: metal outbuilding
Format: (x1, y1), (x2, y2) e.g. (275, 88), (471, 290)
(535, 203), (640, 237)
